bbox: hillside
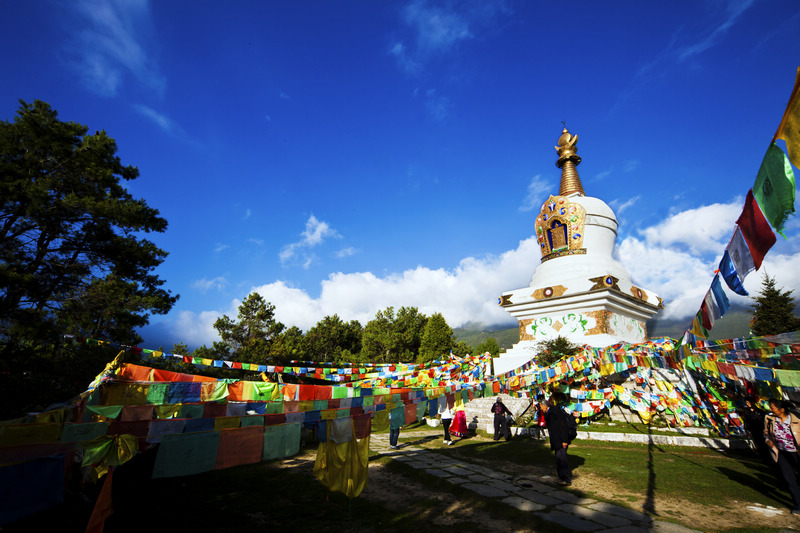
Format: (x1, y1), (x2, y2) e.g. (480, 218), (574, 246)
(453, 324), (518, 351)
(646, 308), (753, 340)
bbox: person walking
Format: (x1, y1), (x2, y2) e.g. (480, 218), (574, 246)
(452, 403), (468, 438)
(764, 398), (800, 515)
(389, 409), (401, 449)
(541, 393), (573, 486)
(533, 402), (547, 440)
(440, 405), (454, 445)
(490, 397), (512, 441)
(741, 396), (768, 462)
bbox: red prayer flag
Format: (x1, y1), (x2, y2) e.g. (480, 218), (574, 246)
(736, 190), (776, 269)
(85, 468), (114, 533)
(699, 300), (713, 330)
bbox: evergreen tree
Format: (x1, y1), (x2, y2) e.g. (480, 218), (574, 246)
(0, 100), (177, 346)
(418, 312), (454, 362)
(536, 336), (578, 367)
(195, 292), (285, 364)
(0, 100), (177, 418)
(476, 337), (500, 356)
(305, 315), (361, 363)
(750, 273), (800, 336)
(361, 306), (427, 363)
(451, 340), (472, 357)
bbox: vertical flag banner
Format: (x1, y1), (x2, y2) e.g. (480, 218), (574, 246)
(718, 250), (748, 296)
(754, 143), (796, 237)
(702, 290), (720, 329)
(774, 67), (800, 169)
(736, 190), (776, 269)
(710, 274), (731, 316)
(727, 227), (756, 280)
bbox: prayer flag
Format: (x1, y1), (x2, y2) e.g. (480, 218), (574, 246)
(736, 190), (776, 269)
(774, 67), (800, 169)
(702, 288), (721, 329)
(710, 274), (731, 316)
(727, 227), (755, 280)
(754, 143), (796, 237)
(699, 300), (713, 330)
(690, 312), (709, 338)
(718, 250), (748, 296)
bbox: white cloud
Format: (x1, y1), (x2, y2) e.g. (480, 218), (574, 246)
(677, 0), (756, 61)
(68, 0), (165, 97)
(336, 247), (358, 258)
(390, 41), (421, 75)
(301, 215), (340, 245)
(519, 175), (552, 212)
(171, 309), (227, 347)
(623, 160), (640, 173)
(133, 104), (179, 134)
(259, 236), (539, 330)
(617, 236), (715, 319)
(638, 199), (743, 254)
(280, 215), (342, 266)
(214, 243), (230, 253)
(191, 276), (228, 293)
(609, 195), (641, 215)
(424, 89), (450, 121)
(402, 0), (472, 57)
(593, 169), (613, 182)
(157, 199), (800, 347)
(165, 236), (540, 341)
(391, 0), (512, 75)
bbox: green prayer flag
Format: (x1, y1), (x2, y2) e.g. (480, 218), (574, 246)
(775, 369), (800, 388)
(86, 405), (124, 419)
(61, 422), (109, 443)
(754, 143), (796, 237)
(146, 383), (168, 405)
(153, 432), (220, 478)
(265, 400), (283, 414)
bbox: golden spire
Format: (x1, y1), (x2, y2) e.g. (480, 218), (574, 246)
(555, 126), (585, 196)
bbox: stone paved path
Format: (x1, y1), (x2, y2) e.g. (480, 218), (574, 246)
(370, 432), (702, 533)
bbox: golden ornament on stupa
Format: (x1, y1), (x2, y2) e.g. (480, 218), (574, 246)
(555, 126), (585, 196)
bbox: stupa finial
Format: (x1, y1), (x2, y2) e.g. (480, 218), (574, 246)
(555, 125), (585, 196)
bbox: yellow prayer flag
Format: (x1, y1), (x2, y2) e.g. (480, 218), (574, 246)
(775, 67), (800, 169)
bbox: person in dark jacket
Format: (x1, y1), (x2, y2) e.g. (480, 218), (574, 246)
(490, 397), (512, 441)
(740, 395), (768, 461)
(541, 392), (572, 485)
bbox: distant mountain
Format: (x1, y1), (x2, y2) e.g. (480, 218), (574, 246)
(453, 324), (519, 350)
(647, 307), (753, 340)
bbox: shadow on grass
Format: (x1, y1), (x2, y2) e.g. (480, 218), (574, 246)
(716, 465), (793, 509)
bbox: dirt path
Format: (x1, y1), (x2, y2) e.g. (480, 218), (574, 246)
(272, 434), (800, 532)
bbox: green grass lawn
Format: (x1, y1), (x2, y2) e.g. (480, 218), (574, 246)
(420, 430), (780, 508)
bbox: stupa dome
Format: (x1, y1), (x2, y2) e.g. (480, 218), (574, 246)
(494, 126), (662, 373)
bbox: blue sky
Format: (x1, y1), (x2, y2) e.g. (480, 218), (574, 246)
(2, 0), (800, 349)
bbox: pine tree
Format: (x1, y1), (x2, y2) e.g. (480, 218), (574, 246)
(418, 312), (453, 363)
(476, 337), (500, 356)
(536, 336), (578, 367)
(750, 273), (800, 336)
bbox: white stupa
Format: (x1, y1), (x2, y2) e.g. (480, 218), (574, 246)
(494, 127), (663, 375)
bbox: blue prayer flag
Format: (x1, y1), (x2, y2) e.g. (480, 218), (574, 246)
(718, 250), (749, 296)
(710, 274), (731, 316)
